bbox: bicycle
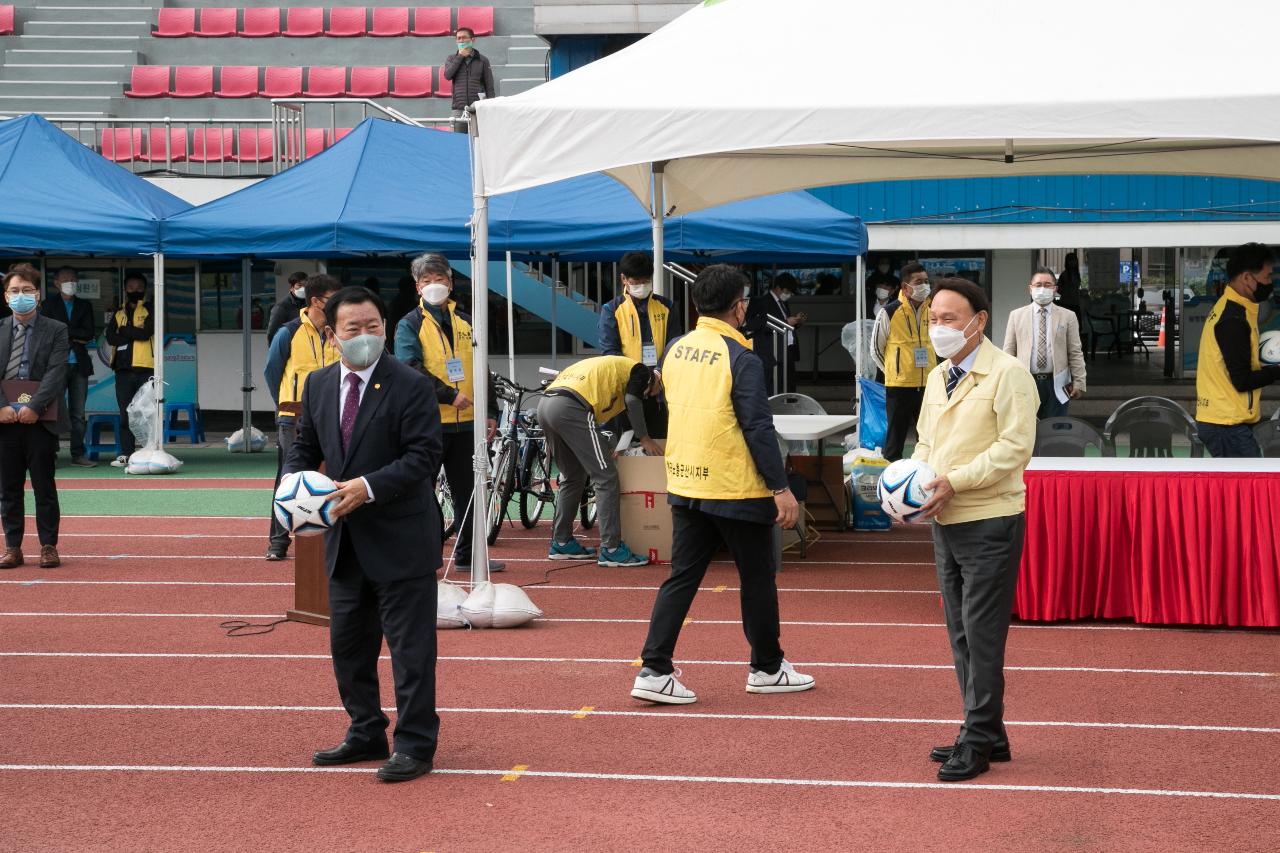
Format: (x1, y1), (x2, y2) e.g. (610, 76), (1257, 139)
(486, 373), (548, 545)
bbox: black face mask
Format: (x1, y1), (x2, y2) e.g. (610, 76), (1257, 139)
(126, 291), (143, 302)
(1255, 283), (1274, 304)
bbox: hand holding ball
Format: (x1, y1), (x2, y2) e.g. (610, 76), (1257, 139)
(273, 471), (338, 534)
(1259, 330), (1280, 366)
(877, 459), (937, 524)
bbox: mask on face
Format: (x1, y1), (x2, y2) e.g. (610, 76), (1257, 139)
(292, 286), (306, 300)
(1031, 287), (1055, 306)
(875, 287), (892, 302)
(60, 282), (77, 297)
(7, 293), (36, 315)
(421, 283), (451, 306)
(337, 333), (385, 369)
(909, 282), (931, 302)
(775, 290), (792, 303)
(627, 282), (653, 300)
(457, 41), (473, 51)
(928, 315), (980, 360)
(126, 291), (143, 303)
(1255, 283), (1275, 303)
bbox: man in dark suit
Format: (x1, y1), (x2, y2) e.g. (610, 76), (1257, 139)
(284, 285), (444, 783)
(42, 266), (96, 467)
(742, 272), (805, 396)
(0, 264), (69, 569)
(266, 271), (308, 343)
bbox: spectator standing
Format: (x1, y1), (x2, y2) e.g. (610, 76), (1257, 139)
(598, 251), (677, 437)
(41, 266), (95, 467)
(742, 273), (804, 396)
(104, 273), (154, 467)
(266, 272), (309, 343)
(871, 262), (935, 460)
(1002, 267), (1087, 418)
(444, 26), (495, 133)
(1056, 252), (1082, 316)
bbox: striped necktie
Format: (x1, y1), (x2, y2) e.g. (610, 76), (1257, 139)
(945, 364), (965, 398)
(1036, 307), (1049, 372)
(5, 323), (26, 380)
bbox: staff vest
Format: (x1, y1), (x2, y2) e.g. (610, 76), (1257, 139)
(547, 355), (635, 422)
(277, 310), (340, 419)
(1196, 288), (1262, 426)
(416, 299), (476, 426)
(614, 295), (671, 365)
(111, 303), (154, 370)
(884, 298), (935, 388)
(663, 316), (771, 501)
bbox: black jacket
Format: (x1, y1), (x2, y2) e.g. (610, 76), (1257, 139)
(0, 314), (70, 436)
(742, 292), (798, 367)
(266, 294), (305, 343)
(41, 296), (95, 377)
(443, 49), (495, 110)
(104, 300), (155, 372)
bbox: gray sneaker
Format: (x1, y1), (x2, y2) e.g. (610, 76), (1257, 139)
(70, 457), (97, 468)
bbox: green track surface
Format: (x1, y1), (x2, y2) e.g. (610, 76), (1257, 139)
(57, 446), (278, 480)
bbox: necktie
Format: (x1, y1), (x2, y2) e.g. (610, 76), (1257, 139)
(1036, 307), (1048, 372)
(5, 323), (26, 380)
(945, 364), (965, 398)
(340, 372), (361, 450)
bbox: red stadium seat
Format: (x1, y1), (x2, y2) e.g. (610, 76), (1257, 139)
(196, 7), (236, 38)
(370, 7), (408, 37)
(286, 128), (326, 159)
(191, 128), (233, 162)
(348, 66), (389, 98)
(411, 7), (450, 36)
(262, 66), (303, 97)
(217, 66), (259, 98)
(331, 127), (355, 145)
(173, 66), (214, 98)
(140, 128), (188, 163)
(434, 66), (451, 99)
(304, 66), (346, 97)
(456, 6), (493, 36)
(327, 6), (366, 37)
(100, 128), (143, 162)
(284, 7), (323, 37)
(126, 66), (170, 98)
(390, 66), (432, 98)
(235, 129), (274, 162)
(153, 8), (195, 38)
(240, 7), (281, 38)
(0, 6), (13, 36)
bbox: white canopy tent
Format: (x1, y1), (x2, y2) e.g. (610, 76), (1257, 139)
(463, 0), (1280, 581)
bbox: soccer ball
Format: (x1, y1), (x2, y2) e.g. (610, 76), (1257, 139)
(1260, 330), (1280, 365)
(876, 459), (938, 524)
(273, 470), (338, 534)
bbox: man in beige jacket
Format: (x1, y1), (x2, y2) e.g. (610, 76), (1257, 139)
(1003, 266), (1086, 418)
(913, 278), (1037, 783)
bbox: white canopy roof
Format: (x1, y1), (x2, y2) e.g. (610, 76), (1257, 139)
(475, 0), (1280, 213)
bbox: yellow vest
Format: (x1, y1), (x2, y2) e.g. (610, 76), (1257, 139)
(416, 300), (476, 426)
(614, 295), (670, 365)
(111, 303), (154, 370)
(884, 298), (935, 388)
(1196, 288), (1262, 426)
(547, 355), (636, 422)
(663, 317), (771, 501)
(277, 310), (340, 419)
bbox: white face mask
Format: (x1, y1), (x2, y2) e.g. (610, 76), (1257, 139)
(627, 282), (653, 300)
(421, 283), (451, 306)
(928, 314), (980, 360)
(337, 333), (384, 369)
(292, 286), (306, 300)
(909, 282), (931, 302)
(875, 287), (892, 301)
(60, 282), (77, 297)
(1031, 287), (1055, 306)
(775, 290), (791, 303)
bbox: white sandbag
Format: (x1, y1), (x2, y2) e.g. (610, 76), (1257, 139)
(460, 581), (543, 629)
(437, 581), (469, 629)
(125, 448), (182, 475)
(226, 426), (267, 453)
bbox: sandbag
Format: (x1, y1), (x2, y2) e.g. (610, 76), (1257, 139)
(437, 581), (469, 629)
(460, 582), (542, 629)
(226, 426), (268, 453)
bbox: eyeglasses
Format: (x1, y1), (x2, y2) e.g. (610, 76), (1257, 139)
(5, 288), (37, 296)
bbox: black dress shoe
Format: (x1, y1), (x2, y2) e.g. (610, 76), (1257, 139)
(265, 544), (288, 562)
(376, 752), (433, 783)
(930, 739), (1011, 763)
(312, 740), (390, 766)
(454, 561), (506, 573)
(937, 742), (990, 782)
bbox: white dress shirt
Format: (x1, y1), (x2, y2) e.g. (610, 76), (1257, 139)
(338, 357), (381, 500)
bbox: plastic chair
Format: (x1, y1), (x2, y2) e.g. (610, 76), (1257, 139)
(240, 7), (280, 38)
(1034, 416), (1110, 457)
(768, 393), (827, 416)
(304, 66), (346, 98)
(173, 66), (214, 98)
(154, 8), (196, 37)
(217, 66), (259, 98)
(286, 128), (326, 159)
(1255, 421), (1280, 457)
(457, 5), (494, 36)
(435, 67), (452, 98)
(349, 66), (389, 98)
(391, 66), (432, 97)
(196, 7), (236, 38)
(284, 7), (323, 37)
(1103, 401), (1205, 458)
(235, 128), (274, 162)
(0, 5), (14, 36)
(139, 128), (188, 163)
(126, 66), (170, 98)
(412, 6), (451, 36)
(1108, 395), (1188, 425)
(100, 128), (143, 162)
(262, 66), (303, 97)
(371, 7), (409, 37)
(164, 403), (205, 444)
(327, 6), (366, 37)
(85, 413), (121, 461)
(190, 128), (233, 163)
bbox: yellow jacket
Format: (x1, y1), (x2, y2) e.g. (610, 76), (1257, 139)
(913, 339), (1037, 525)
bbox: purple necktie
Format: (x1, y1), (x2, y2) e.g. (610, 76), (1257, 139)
(340, 372), (361, 450)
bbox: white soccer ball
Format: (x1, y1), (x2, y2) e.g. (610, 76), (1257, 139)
(1260, 330), (1280, 365)
(876, 459), (938, 524)
(273, 470), (338, 534)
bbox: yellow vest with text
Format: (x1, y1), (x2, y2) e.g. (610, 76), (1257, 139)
(111, 303), (154, 370)
(417, 300), (475, 426)
(614, 295), (670, 365)
(663, 317), (770, 501)
(277, 310), (340, 419)
(884, 298), (935, 388)
(1196, 288), (1262, 426)
(547, 355), (635, 422)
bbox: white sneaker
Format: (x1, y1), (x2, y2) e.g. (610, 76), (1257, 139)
(631, 667), (697, 705)
(110, 455), (128, 468)
(746, 659), (815, 694)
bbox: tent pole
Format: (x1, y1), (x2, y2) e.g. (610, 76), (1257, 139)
(550, 254), (559, 368)
(854, 254), (864, 407)
(468, 116), (491, 587)
(241, 258), (254, 451)
(152, 252), (166, 451)
(651, 162), (666, 298)
(506, 251), (516, 380)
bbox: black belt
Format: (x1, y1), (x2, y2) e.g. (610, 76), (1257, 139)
(1032, 372), (1053, 380)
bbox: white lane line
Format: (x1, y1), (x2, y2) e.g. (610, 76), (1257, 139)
(4, 703), (1278, 735)
(17, 533), (264, 540)
(0, 763), (1274, 801)
(1, 581), (291, 587)
(0, 584), (940, 595)
(3, 554), (937, 567)
(536, 584), (938, 594)
(26, 515), (265, 521)
(2, 651), (1271, 677)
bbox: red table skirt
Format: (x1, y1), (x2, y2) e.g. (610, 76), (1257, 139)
(1016, 470), (1280, 627)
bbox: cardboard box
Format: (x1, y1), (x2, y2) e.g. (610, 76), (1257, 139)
(788, 455), (849, 530)
(616, 443), (672, 563)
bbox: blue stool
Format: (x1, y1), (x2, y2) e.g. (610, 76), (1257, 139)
(164, 402), (205, 444)
(85, 413), (122, 461)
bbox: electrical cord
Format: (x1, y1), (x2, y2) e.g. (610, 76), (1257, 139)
(219, 617), (290, 637)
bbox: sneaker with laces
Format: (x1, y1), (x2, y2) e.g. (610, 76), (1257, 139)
(548, 539), (596, 560)
(746, 659), (815, 694)
(598, 542), (649, 567)
(631, 667), (697, 705)
(110, 455), (128, 468)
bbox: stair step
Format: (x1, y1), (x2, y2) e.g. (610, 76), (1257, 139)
(23, 8), (159, 23)
(1, 64), (129, 82)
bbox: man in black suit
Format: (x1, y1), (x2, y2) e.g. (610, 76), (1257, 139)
(0, 264), (69, 569)
(266, 271), (308, 343)
(742, 273), (805, 396)
(42, 266), (96, 467)
(284, 286), (443, 784)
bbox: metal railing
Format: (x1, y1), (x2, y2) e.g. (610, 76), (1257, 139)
(269, 98), (439, 171)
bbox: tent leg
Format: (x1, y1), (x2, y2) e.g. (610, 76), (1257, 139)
(241, 258), (254, 451)
(506, 252), (516, 381)
(652, 161), (666, 298)
(854, 254), (864, 406)
(468, 125), (491, 587)
(152, 253), (166, 452)
(550, 255), (559, 368)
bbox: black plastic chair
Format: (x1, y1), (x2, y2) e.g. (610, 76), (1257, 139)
(1103, 400), (1205, 458)
(1034, 416), (1111, 457)
(769, 393), (827, 416)
(1082, 311), (1120, 360)
(1254, 421), (1280, 457)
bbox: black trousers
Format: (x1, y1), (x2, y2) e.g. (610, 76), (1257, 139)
(267, 420), (297, 548)
(0, 423), (59, 547)
(327, 530), (439, 762)
(932, 513), (1025, 751)
(114, 368), (153, 457)
(440, 428), (476, 563)
(641, 505), (784, 674)
(883, 386), (925, 462)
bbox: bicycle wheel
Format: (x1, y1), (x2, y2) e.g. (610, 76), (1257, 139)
(519, 444), (553, 529)
(486, 444), (515, 545)
(435, 469), (457, 541)
(579, 484), (597, 529)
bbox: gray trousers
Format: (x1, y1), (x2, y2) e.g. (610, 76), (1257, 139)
(268, 420), (297, 548)
(538, 393), (621, 550)
(931, 512), (1025, 750)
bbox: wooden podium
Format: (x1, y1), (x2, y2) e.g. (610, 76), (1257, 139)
(286, 532), (330, 626)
